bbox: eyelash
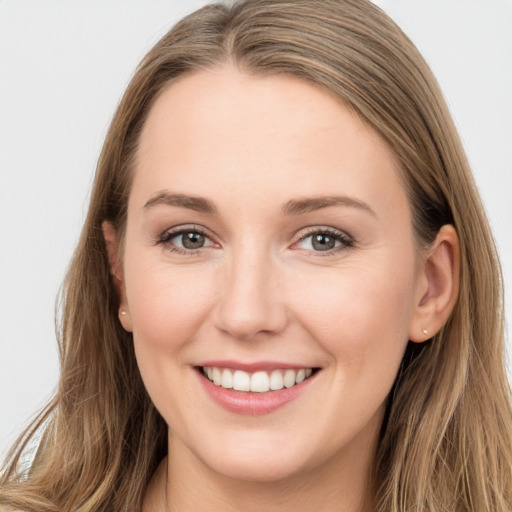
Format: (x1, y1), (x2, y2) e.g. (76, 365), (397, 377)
(155, 225), (355, 256)
(294, 227), (355, 256)
(156, 225), (215, 256)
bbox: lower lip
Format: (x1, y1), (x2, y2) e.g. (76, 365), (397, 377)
(197, 369), (317, 415)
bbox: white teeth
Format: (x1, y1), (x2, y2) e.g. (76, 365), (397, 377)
(212, 367), (222, 386)
(283, 369), (296, 388)
(233, 370), (251, 391)
(202, 366), (315, 392)
(250, 371), (270, 392)
(269, 370), (284, 390)
(221, 368), (233, 389)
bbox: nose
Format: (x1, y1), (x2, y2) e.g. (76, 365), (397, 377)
(214, 247), (288, 340)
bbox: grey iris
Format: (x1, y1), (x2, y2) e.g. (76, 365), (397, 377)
(312, 234), (335, 251)
(183, 232), (205, 249)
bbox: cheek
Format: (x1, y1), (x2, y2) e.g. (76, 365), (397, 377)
(123, 253), (217, 423)
(292, 258), (416, 371)
(287, 258), (417, 442)
(126, 260), (212, 347)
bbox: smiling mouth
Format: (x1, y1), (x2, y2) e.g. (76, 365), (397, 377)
(199, 366), (319, 393)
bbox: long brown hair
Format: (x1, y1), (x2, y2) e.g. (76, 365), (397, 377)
(2, 1), (511, 510)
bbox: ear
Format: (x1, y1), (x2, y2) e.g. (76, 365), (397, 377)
(102, 221), (133, 332)
(409, 224), (460, 343)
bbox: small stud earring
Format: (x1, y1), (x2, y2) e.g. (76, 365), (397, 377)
(120, 310), (127, 316)
(422, 329), (428, 335)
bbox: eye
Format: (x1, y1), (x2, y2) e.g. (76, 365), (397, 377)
(157, 227), (217, 253)
(176, 231), (207, 250)
(295, 228), (354, 253)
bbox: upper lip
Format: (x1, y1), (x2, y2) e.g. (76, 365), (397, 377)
(196, 360), (318, 372)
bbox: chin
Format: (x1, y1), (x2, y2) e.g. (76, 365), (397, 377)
(206, 453), (308, 483)
(187, 431), (320, 483)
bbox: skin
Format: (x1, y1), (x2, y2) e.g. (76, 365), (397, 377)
(104, 66), (459, 511)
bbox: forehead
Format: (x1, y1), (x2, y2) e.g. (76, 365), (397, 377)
(132, 66), (408, 222)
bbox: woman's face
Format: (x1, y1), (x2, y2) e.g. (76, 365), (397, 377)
(118, 67), (427, 482)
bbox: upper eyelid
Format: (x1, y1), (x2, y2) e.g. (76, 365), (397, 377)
(160, 224), (211, 238)
(295, 225), (353, 241)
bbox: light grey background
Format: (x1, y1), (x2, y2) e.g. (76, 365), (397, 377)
(1, 0), (511, 459)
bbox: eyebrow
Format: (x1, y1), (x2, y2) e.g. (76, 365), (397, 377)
(143, 191), (218, 214)
(281, 195), (376, 217)
(143, 191), (375, 217)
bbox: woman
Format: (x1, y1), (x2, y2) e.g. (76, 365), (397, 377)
(1, 0), (511, 510)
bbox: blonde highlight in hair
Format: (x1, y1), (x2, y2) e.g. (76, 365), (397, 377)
(2, 1), (511, 510)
